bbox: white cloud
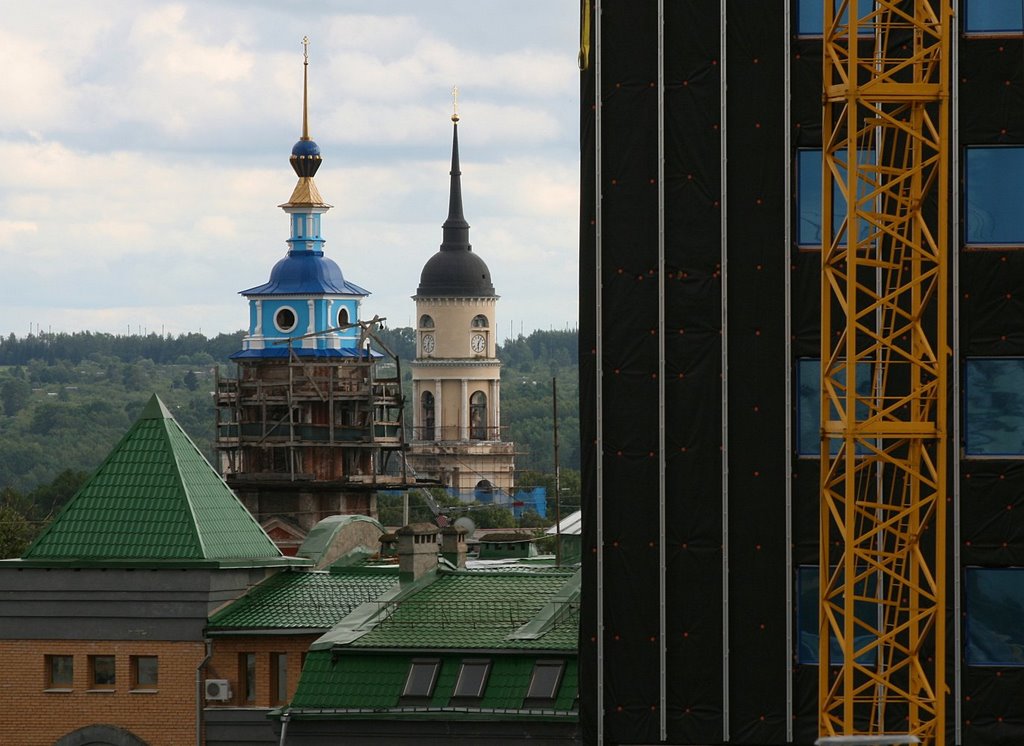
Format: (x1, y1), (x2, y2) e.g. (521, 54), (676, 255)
(0, 2), (580, 340)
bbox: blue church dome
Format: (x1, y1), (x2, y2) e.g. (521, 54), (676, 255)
(241, 252), (368, 296)
(292, 139), (321, 158)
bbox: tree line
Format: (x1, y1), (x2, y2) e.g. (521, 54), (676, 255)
(0, 327), (579, 555)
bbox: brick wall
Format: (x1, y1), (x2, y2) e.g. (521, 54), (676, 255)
(205, 634), (319, 709)
(0, 639), (205, 746)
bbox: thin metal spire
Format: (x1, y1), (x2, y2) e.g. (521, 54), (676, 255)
(301, 36), (310, 140)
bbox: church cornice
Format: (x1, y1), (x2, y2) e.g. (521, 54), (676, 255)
(409, 358), (503, 368)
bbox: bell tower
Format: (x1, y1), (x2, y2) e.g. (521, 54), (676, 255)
(407, 100), (515, 499)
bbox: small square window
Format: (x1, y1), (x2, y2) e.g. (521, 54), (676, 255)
(965, 147), (1024, 245)
(965, 567), (1024, 665)
(89, 655), (115, 688)
(964, 358), (1024, 456)
(132, 656), (158, 689)
(964, 1), (1024, 33)
(46, 655), (73, 689)
(402, 659), (440, 699)
(451, 659), (490, 699)
(525, 660), (565, 701)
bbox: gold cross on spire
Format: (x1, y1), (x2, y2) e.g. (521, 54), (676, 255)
(451, 85), (460, 123)
(302, 36), (309, 64)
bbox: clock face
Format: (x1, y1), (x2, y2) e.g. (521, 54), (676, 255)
(422, 333), (435, 354)
(471, 333), (486, 354)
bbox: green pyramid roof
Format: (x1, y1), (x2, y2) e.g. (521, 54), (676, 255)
(21, 395), (297, 568)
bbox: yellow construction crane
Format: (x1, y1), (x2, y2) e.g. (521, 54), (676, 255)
(819, 2), (951, 745)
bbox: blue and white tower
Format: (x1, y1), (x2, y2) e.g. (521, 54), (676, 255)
(216, 40), (409, 536)
(233, 39), (368, 359)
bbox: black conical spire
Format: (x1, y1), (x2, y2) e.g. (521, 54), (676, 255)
(440, 113), (471, 252)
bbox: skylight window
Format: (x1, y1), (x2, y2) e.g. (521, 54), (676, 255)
(525, 659), (565, 701)
(451, 659), (491, 699)
(401, 659), (441, 699)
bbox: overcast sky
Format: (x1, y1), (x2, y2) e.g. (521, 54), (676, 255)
(0, 2), (580, 341)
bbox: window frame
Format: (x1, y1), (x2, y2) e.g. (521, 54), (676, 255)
(795, 358), (874, 457)
(962, 1), (1024, 35)
(525, 659), (565, 702)
(796, 565), (879, 666)
(963, 357), (1024, 457)
(401, 658), (441, 700)
(131, 655), (158, 691)
(45, 654), (74, 690)
(273, 306), (298, 334)
(88, 654), (116, 690)
(451, 659), (491, 700)
(963, 146), (1024, 247)
(239, 652), (256, 704)
(469, 390), (488, 440)
(796, 0), (877, 38)
(270, 652), (288, 706)
(796, 147), (877, 250)
(965, 566), (1024, 666)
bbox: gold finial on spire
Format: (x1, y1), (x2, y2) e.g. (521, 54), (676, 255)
(301, 36), (310, 140)
(451, 85), (460, 123)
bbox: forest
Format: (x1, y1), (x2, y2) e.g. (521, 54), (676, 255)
(0, 327), (579, 554)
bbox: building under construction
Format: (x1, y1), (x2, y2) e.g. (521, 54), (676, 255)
(579, 2), (1024, 745)
(215, 327), (408, 533)
(215, 44), (416, 538)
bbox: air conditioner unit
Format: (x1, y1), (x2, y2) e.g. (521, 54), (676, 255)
(205, 679), (232, 701)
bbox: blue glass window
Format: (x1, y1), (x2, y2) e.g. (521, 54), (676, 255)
(797, 566), (878, 665)
(797, 1), (876, 36)
(965, 147), (1024, 245)
(965, 567), (1024, 665)
(797, 359), (873, 456)
(797, 149), (875, 247)
(964, 1), (1024, 33)
(964, 358), (1024, 456)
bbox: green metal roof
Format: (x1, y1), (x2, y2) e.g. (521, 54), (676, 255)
(208, 568), (399, 631)
(289, 650), (578, 717)
(297, 514), (384, 564)
(21, 395), (292, 567)
(349, 568), (580, 651)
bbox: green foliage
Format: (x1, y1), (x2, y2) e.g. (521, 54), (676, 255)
(183, 370), (199, 391)
(0, 332), (230, 495)
(1, 378), (31, 416)
(0, 505), (33, 558)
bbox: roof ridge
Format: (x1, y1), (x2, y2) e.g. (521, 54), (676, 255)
(166, 414), (208, 558)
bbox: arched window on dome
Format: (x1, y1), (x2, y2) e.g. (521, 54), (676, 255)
(337, 306), (349, 329)
(471, 314), (489, 328)
(470, 391), (487, 440)
(421, 391), (435, 441)
(419, 315), (435, 329)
